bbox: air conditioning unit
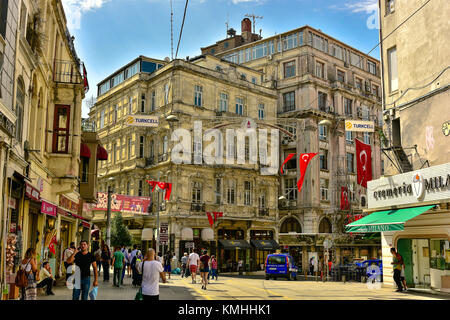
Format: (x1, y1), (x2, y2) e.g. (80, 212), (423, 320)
(267, 55), (273, 60)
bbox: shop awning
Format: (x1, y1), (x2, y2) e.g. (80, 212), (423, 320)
(345, 205), (435, 233)
(80, 143), (91, 158)
(219, 239), (251, 250)
(97, 145), (108, 160)
(251, 239), (279, 251)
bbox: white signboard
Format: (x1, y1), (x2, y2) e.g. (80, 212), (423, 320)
(368, 162), (450, 209)
(125, 115), (159, 127)
(345, 120), (375, 132)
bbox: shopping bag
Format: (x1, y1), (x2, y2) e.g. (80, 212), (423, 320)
(89, 286), (98, 300)
(135, 287), (143, 300)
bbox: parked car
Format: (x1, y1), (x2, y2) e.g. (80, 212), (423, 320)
(265, 254), (298, 280)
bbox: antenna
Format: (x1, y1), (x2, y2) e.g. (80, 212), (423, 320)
(170, 0), (174, 60)
(245, 13), (263, 34)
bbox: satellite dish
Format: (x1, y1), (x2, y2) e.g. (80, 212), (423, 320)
(164, 57), (170, 62)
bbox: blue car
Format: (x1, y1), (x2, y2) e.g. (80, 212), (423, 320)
(265, 254), (298, 280)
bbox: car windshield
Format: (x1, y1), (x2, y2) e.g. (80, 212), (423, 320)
(268, 256), (286, 265)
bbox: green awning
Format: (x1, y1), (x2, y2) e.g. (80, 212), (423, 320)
(345, 205), (435, 233)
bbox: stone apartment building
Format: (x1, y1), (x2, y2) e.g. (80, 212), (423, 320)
(202, 19), (384, 269)
(90, 54), (280, 271)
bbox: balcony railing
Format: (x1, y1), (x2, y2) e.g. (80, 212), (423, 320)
(258, 208), (269, 216)
(158, 153), (168, 163)
(191, 202), (205, 212)
(53, 59), (83, 84)
(146, 157), (155, 167)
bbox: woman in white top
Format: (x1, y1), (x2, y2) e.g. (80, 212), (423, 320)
(20, 248), (38, 300)
(138, 249), (166, 300)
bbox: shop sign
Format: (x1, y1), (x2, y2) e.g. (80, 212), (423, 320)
(37, 177), (44, 192)
(25, 183), (40, 201)
(94, 193), (151, 215)
(8, 198), (16, 209)
(57, 208), (70, 217)
(185, 242), (194, 248)
(41, 201), (57, 216)
(81, 221), (91, 228)
(59, 195), (79, 213)
(345, 120), (375, 132)
(125, 115), (159, 127)
(368, 162), (450, 209)
(160, 223), (169, 243)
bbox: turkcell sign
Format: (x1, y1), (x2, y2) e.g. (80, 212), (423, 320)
(125, 115), (159, 127)
(345, 120), (375, 132)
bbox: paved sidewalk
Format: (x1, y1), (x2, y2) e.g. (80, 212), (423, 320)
(38, 270), (202, 300)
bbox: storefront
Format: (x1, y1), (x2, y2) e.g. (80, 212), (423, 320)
(249, 230), (278, 271)
(348, 162), (450, 291)
(218, 239), (252, 272)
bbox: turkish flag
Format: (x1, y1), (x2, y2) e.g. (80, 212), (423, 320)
(206, 212), (214, 227)
(213, 212), (223, 222)
(355, 139), (372, 188)
(340, 186), (350, 210)
(48, 235), (57, 255)
(297, 153), (318, 193)
(280, 153), (296, 174)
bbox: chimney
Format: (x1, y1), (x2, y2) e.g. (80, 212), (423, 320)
(241, 18), (252, 43)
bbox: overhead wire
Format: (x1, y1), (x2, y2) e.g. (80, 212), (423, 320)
(175, 0), (189, 59)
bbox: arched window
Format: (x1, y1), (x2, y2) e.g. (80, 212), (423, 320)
(15, 78), (25, 142)
(319, 218), (332, 233)
(280, 217), (301, 233)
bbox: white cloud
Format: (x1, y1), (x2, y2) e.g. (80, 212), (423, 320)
(62, 0), (110, 30)
(330, 0), (378, 14)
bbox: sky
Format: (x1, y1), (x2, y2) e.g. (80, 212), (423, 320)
(61, 0), (381, 117)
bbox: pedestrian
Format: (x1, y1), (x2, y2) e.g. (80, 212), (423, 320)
(138, 248), (166, 300)
(66, 240), (98, 300)
(210, 255), (218, 281)
(120, 245), (127, 284)
(20, 248), (38, 300)
(328, 259), (333, 276)
(180, 252), (188, 278)
(127, 249), (132, 277)
(101, 244), (111, 282)
(309, 257), (314, 276)
(237, 259), (243, 273)
(63, 242), (75, 280)
(163, 251), (172, 280)
(188, 249), (200, 284)
(171, 252), (178, 271)
(199, 250), (210, 290)
(36, 261), (55, 296)
(132, 250), (143, 286)
(130, 245), (138, 264)
(94, 246), (102, 276)
(390, 247), (404, 292)
(111, 246), (125, 287)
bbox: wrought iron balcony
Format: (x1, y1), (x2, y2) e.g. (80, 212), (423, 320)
(258, 208), (269, 216)
(158, 153), (168, 163)
(145, 157), (155, 167)
(53, 59), (83, 84)
(191, 202), (205, 212)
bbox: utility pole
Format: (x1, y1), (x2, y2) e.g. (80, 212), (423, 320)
(106, 186), (112, 248)
(245, 13), (263, 34)
(170, 0), (174, 60)
(156, 188), (160, 255)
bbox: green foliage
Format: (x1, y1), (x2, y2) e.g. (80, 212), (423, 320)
(111, 212), (132, 247)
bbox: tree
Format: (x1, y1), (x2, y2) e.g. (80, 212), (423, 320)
(110, 212), (132, 248)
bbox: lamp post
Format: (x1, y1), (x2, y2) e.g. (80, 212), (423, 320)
(106, 185), (113, 248)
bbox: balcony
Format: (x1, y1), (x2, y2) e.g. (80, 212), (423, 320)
(145, 157), (155, 167)
(158, 153), (168, 163)
(258, 208), (269, 216)
(191, 202), (205, 212)
(53, 59), (83, 84)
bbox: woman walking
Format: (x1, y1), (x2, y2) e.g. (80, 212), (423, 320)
(20, 248), (38, 300)
(210, 255), (218, 281)
(101, 244), (111, 282)
(199, 250), (210, 290)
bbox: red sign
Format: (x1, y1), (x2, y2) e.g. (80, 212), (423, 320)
(41, 201), (57, 216)
(57, 208), (70, 216)
(59, 195), (79, 213)
(340, 187), (350, 210)
(94, 193), (152, 215)
(81, 221), (91, 228)
(48, 235), (57, 255)
(355, 139), (372, 189)
(25, 183), (40, 201)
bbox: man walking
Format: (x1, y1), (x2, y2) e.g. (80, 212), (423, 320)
(188, 249), (200, 284)
(391, 247), (404, 292)
(111, 246), (125, 288)
(66, 240), (98, 300)
(163, 251), (172, 280)
(180, 253), (188, 278)
(63, 242), (75, 280)
(138, 248), (166, 300)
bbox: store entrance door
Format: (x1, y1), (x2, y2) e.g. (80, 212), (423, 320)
(413, 239), (431, 287)
(398, 239), (413, 286)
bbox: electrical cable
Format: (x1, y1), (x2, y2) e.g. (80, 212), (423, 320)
(175, 0), (189, 59)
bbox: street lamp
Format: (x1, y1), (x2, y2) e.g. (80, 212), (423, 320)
(105, 177), (115, 248)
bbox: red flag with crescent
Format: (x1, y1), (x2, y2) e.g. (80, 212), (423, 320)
(297, 153), (318, 193)
(340, 186), (350, 210)
(206, 212), (214, 227)
(355, 139), (372, 188)
(48, 235), (57, 255)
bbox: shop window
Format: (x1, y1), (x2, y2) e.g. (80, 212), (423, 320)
(52, 105), (70, 153)
(430, 239), (450, 271)
(81, 157), (89, 182)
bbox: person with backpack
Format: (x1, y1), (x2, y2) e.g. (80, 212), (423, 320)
(18, 248), (39, 300)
